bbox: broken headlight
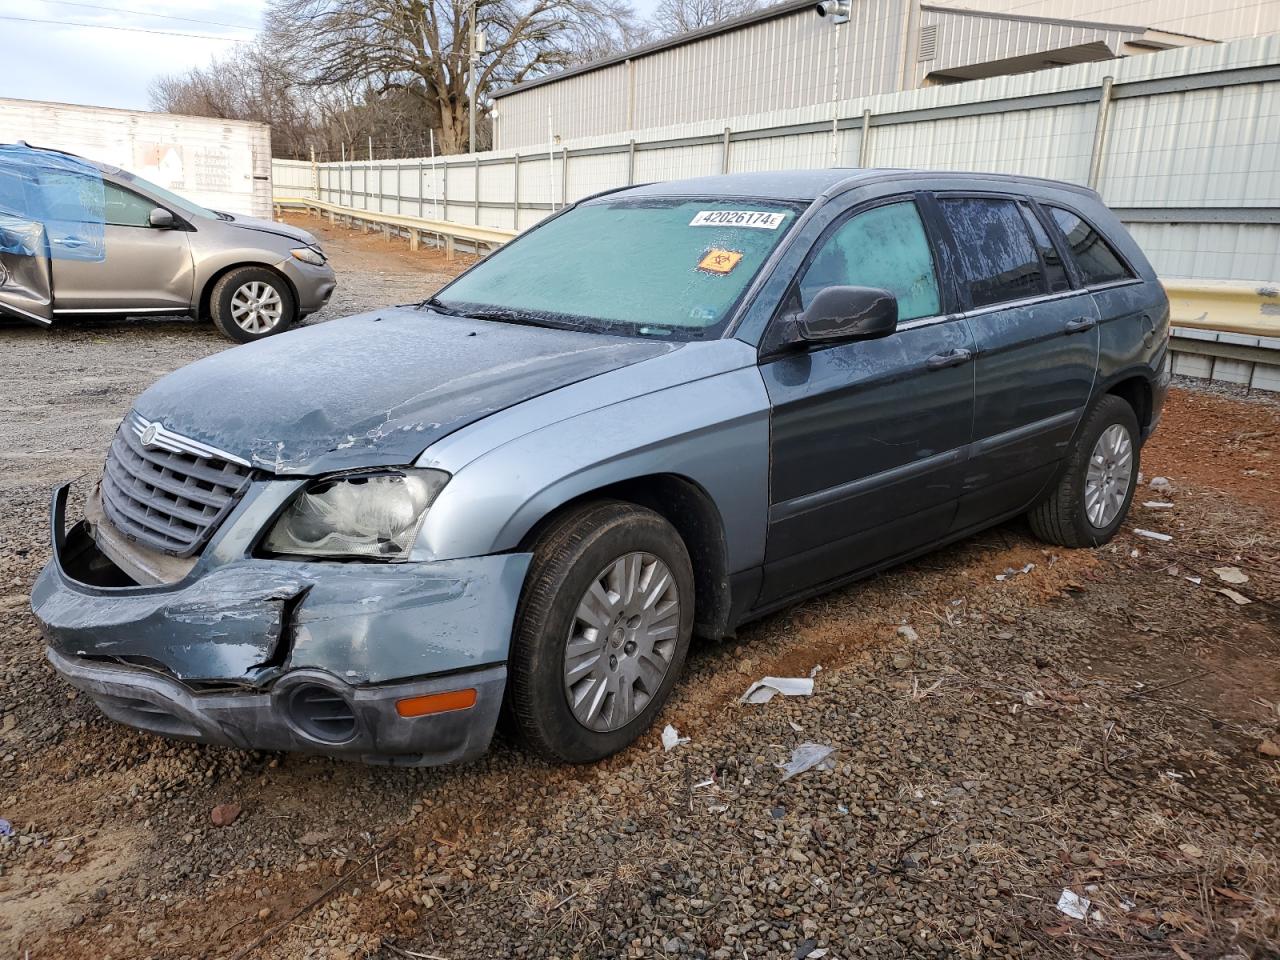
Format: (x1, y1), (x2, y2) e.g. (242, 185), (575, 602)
(263, 469), (449, 560)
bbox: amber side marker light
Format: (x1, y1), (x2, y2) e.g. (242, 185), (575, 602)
(395, 688), (477, 718)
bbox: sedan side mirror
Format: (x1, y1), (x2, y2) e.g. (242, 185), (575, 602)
(796, 285), (898, 345)
(148, 208), (176, 229)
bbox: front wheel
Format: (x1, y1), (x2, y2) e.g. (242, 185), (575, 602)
(210, 267), (296, 343)
(1028, 395), (1140, 548)
(507, 501), (695, 764)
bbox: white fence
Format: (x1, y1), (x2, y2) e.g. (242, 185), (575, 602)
(273, 34), (1280, 284)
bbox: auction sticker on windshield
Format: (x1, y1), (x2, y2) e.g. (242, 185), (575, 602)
(689, 210), (786, 229)
(697, 248), (744, 274)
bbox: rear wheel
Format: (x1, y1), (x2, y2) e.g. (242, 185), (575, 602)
(1028, 395), (1140, 547)
(507, 501), (695, 764)
(210, 266), (296, 343)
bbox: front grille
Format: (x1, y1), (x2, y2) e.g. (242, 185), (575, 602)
(100, 413), (254, 557)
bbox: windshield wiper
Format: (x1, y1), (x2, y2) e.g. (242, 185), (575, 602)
(420, 298), (569, 330)
(463, 307), (570, 330)
(419, 296), (460, 315)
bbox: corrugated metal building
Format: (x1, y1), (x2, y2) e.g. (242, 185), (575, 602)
(491, 0), (1215, 148)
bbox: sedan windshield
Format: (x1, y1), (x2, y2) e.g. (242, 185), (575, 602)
(430, 197), (804, 339)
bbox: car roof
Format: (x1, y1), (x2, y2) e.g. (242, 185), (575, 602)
(610, 168), (1098, 203)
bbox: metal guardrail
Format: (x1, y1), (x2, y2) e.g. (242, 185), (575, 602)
(1161, 280), (1280, 392)
(1162, 279), (1280, 339)
(274, 197), (517, 259)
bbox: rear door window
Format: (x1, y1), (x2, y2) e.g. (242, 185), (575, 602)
(938, 197), (1045, 308)
(1047, 206), (1133, 286)
(798, 200), (941, 322)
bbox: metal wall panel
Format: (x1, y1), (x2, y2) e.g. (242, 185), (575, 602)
(1129, 222), (1280, 280)
(290, 35), (1280, 284)
(1099, 81), (1280, 206)
(924, 0), (1280, 43)
(921, 7), (1140, 81)
(868, 102), (1097, 182)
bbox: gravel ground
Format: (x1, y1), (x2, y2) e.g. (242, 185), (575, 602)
(1, 218), (1277, 959)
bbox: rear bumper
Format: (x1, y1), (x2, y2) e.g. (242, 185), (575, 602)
(47, 647), (504, 766)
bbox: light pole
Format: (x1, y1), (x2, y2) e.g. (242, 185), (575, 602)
(467, 0), (477, 154)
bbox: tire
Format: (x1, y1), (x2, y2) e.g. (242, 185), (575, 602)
(1028, 394), (1141, 548)
(209, 266), (296, 343)
(507, 501), (695, 764)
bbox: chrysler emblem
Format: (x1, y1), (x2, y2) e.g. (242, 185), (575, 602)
(140, 422), (161, 448)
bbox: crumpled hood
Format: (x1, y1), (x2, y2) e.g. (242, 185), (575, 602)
(134, 306), (677, 475)
(224, 213), (319, 247)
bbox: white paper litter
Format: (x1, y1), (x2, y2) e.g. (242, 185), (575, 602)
(692, 777), (715, 789)
(807, 950), (830, 959)
(995, 562), (1036, 582)
(661, 724), (690, 752)
(1213, 566), (1249, 585)
(1134, 529), (1172, 542)
(741, 676), (814, 704)
(1143, 501), (1175, 509)
(777, 742), (836, 781)
(1057, 888), (1091, 920)
(1186, 575), (1202, 585)
(808, 664), (823, 678)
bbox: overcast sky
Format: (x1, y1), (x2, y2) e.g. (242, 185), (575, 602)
(3, 0), (266, 110)
(3, 0), (661, 112)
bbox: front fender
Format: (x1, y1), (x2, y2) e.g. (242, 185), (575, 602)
(415, 360), (772, 575)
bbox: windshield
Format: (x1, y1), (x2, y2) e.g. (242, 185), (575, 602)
(117, 171), (218, 219)
(430, 196), (804, 339)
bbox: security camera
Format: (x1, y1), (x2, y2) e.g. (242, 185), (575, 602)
(815, 0), (850, 20)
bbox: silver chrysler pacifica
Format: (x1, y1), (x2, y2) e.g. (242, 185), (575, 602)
(31, 169), (1170, 767)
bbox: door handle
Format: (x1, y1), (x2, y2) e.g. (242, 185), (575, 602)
(926, 347), (973, 370)
(1065, 316), (1097, 334)
(52, 236), (86, 248)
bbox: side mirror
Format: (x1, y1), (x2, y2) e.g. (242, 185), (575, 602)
(148, 208), (176, 229)
(796, 285), (898, 345)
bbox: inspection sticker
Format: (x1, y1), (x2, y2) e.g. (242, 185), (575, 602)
(690, 210), (786, 230)
(698, 248), (744, 274)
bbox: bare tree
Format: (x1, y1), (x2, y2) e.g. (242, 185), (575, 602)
(650, 0), (760, 35)
(263, 0), (643, 155)
(150, 48), (446, 160)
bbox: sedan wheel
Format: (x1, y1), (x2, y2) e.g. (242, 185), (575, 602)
(563, 552), (681, 733)
(229, 280), (284, 335)
(209, 266), (297, 343)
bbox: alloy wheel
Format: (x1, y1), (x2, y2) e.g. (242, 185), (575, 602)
(1084, 423), (1134, 528)
(229, 280), (284, 334)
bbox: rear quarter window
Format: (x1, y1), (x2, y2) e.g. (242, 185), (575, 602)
(1048, 206), (1133, 286)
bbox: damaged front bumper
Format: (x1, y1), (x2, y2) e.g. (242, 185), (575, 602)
(31, 483), (532, 766)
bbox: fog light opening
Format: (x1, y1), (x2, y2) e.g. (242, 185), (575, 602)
(395, 688), (477, 718)
(286, 683), (358, 743)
